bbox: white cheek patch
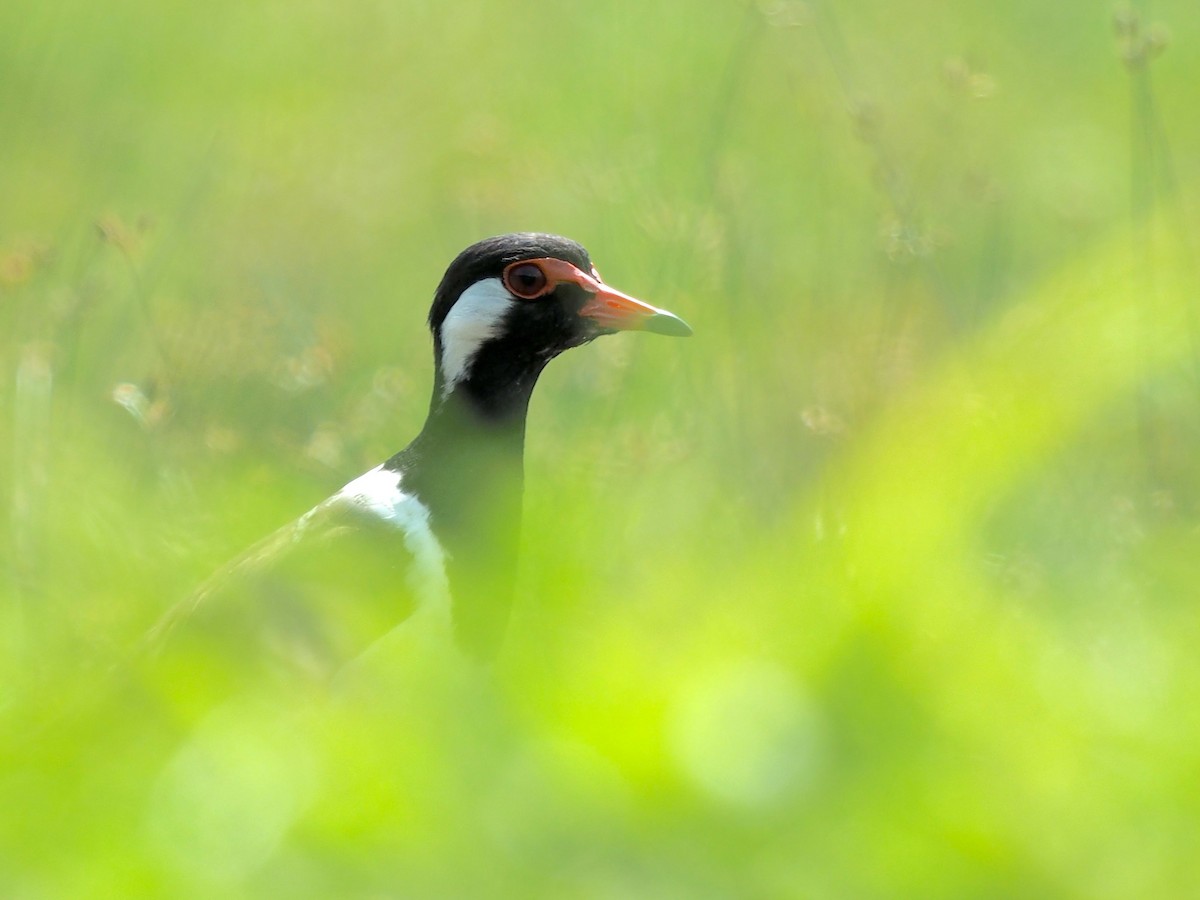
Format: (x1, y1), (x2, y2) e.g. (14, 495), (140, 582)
(438, 277), (515, 397)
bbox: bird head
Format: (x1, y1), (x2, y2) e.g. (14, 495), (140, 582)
(427, 233), (691, 409)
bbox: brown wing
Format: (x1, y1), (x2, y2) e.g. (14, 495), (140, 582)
(142, 494), (424, 684)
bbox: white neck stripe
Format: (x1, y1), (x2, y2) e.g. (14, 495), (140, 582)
(438, 277), (514, 398)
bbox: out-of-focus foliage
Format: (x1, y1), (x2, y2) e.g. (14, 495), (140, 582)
(2, 0), (1199, 896)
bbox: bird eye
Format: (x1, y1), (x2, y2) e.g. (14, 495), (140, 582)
(503, 262), (550, 299)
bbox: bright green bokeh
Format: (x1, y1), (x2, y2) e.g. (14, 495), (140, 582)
(3, 0), (1199, 896)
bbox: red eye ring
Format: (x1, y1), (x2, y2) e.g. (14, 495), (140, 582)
(502, 261), (551, 299)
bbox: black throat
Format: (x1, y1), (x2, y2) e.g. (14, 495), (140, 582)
(384, 336), (553, 659)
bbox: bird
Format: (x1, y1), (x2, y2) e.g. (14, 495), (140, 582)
(146, 233), (691, 678)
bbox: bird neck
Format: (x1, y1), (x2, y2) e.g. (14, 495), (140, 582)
(416, 332), (555, 463)
(404, 380), (532, 528)
(432, 375), (537, 435)
(388, 360), (548, 660)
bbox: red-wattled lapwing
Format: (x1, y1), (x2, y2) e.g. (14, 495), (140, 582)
(148, 233), (690, 673)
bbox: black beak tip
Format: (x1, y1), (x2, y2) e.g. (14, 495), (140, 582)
(646, 311), (693, 338)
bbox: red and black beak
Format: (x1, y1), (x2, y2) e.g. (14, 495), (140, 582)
(529, 258), (693, 337)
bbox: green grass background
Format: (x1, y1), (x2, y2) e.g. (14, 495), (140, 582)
(3, 0), (1200, 896)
